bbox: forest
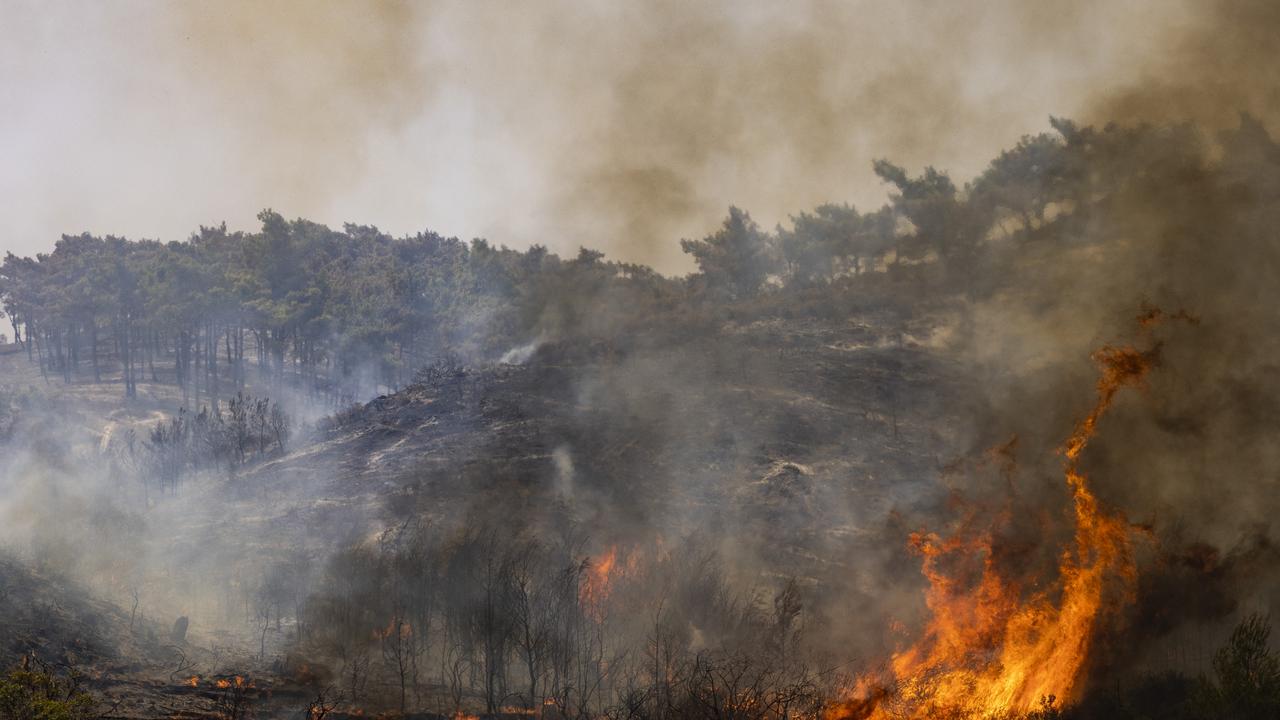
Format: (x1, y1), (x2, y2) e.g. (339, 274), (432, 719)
(8, 116), (1264, 405)
(3, 114), (1280, 720)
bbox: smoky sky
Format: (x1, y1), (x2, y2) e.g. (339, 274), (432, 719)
(0, 0), (1260, 274)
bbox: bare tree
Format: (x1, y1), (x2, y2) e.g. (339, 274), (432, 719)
(303, 685), (342, 720)
(268, 401), (290, 453)
(506, 541), (556, 710)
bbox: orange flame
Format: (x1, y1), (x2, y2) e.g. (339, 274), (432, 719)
(829, 342), (1161, 720)
(185, 675), (199, 687)
(375, 619), (413, 640)
(214, 676), (249, 690)
(580, 545), (638, 614)
(582, 546), (618, 605)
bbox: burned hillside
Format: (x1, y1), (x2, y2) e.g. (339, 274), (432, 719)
(303, 315), (967, 552)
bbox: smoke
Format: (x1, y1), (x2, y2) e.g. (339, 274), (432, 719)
(0, 0), (1197, 272)
(499, 338), (542, 365)
(931, 0), (1280, 681)
(1088, 0), (1280, 131)
(957, 0), (1280, 542)
(159, 1), (439, 214)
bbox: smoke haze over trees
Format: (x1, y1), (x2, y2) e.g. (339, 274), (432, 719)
(3, 0), (1274, 272)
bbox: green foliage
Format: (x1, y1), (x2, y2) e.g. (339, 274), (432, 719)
(0, 661), (93, 720)
(872, 159), (992, 283)
(681, 206), (778, 299)
(971, 132), (1071, 238)
(1006, 616), (1280, 720)
(1200, 613), (1280, 719)
(2, 114), (1278, 400)
(776, 203), (894, 287)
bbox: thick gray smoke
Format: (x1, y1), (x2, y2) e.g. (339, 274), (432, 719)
(0, 0), (1203, 272)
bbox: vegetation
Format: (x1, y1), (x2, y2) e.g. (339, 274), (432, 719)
(0, 214), (678, 403)
(249, 517), (1280, 720)
(131, 392), (291, 493)
(1040, 615), (1280, 720)
(281, 521), (827, 720)
(0, 657), (94, 720)
(6, 115), (1278, 407)
(1202, 613), (1280, 719)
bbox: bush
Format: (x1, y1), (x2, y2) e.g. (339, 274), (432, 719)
(1040, 615), (1280, 720)
(0, 658), (94, 720)
(1200, 613), (1280, 720)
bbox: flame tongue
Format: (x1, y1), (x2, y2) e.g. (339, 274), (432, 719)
(832, 344), (1157, 720)
(581, 545), (620, 610)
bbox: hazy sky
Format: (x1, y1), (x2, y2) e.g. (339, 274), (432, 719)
(0, 0), (1214, 273)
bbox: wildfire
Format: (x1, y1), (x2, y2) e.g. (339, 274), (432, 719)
(214, 676), (250, 690)
(375, 618), (413, 641)
(185, 675), (199, 687)
(580, 545), (638, 613)
(829, 335), (1168, 719)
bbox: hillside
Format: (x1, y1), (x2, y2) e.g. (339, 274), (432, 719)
(0, 307), (975, 717)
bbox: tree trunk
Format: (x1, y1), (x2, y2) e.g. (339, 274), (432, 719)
(148, 328), (157, 382)
(34, 324), (48, 383)
(179, 329), (189, 406)
(70, 322), (79, 380)
(91, 323), (101, 382)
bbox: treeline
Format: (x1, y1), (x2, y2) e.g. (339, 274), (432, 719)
(4, 115), (1279, 402)
(0, 214), (675, 403)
